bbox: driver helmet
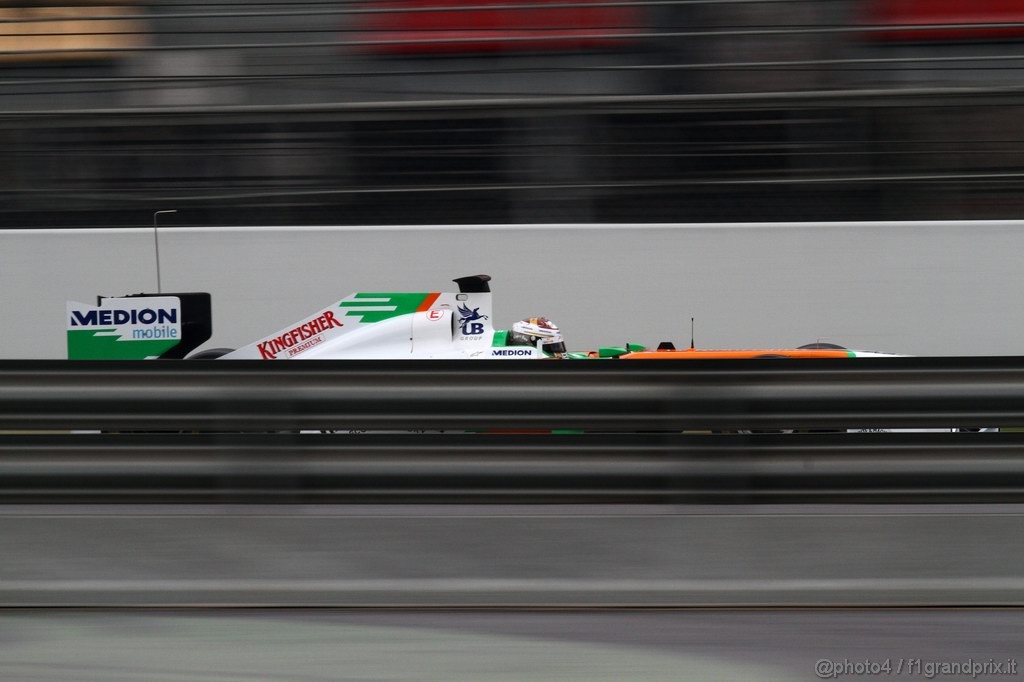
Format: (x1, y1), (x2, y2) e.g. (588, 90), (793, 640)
(510, 317), (566, 356)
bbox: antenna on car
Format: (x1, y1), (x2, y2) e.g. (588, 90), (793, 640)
(690, 317), (695, 350)
(153, 210), (177, 294)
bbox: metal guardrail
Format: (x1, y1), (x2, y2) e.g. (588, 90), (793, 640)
(0, 358), (1023, 502)
(3, 359), (1024, 606)
(2, 357), (1024, 431)
(0, 432), (1023, 503)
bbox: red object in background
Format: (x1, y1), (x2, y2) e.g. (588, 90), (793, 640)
(863, 0), (1024, 41)
(351, 0), (645, 55)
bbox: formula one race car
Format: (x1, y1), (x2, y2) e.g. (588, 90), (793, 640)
(66, 274), (897, 361)
(68, 275), (996, 432)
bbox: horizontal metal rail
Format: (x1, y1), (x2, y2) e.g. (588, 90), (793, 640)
(2, 358), (1024, 431)
(8, 84), (1024, 126)
(1, 432), (1023, 503)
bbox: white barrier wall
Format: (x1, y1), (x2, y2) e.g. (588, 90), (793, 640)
(0, 222), (1020, 359)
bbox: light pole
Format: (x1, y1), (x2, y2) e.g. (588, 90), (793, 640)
(153, 210), (177, 294)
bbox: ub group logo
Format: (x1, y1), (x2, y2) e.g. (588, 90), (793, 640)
(457, 303), (488, 336)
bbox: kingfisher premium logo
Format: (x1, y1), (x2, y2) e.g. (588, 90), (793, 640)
(256, 310), (343, 359)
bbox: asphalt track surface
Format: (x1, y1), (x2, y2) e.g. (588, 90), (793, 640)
(4, 504), (1024, 606)
(0, 608), (1020, 681)
(3, 505), (1021, 680)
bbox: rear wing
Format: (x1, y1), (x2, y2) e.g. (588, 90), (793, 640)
(66, 292), (212, 359)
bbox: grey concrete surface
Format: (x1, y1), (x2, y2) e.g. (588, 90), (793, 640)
(2, 504), (1024, 607)
(0, 609), (1019, 682)
(4, 221), (1024, 359)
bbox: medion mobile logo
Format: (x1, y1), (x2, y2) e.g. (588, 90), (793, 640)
(69, 306), (180, 339)
(70, 308), (178, 327)
(491, 349), (533, 357)
(257, 310), (344, 359)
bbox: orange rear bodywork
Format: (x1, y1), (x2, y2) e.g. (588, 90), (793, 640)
(618, 348), (854, 360)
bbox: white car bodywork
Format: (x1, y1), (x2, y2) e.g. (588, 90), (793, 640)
(222, 275), (547, 360)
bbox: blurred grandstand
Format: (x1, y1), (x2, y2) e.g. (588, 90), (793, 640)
(2, 0), (1024, 227)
